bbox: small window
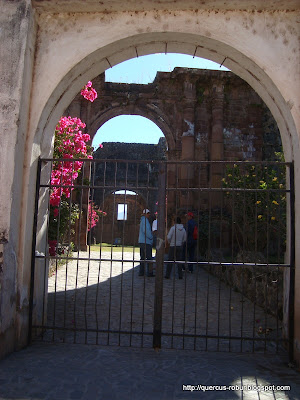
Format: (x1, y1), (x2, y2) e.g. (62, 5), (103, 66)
(117, 204), (127, 220)
(114, 190), (137, 196)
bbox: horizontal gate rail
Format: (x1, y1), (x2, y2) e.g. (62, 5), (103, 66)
(35, 254), (291, 267)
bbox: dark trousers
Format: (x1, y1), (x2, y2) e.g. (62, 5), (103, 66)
(139, 243), (153, 276)
(165, 246), (183, 279)
(183, 242), (196, 272)
(152, 233), (157, 249)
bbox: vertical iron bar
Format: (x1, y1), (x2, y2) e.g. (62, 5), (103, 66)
(171, 162), (179, 348)
(139, 162), (147, 347)
(253, 164), (259, 353)
(141, 160), (151, 347)
(289, 163), (295, 363)
(229, 186), (235, 352)
(41, 159), (53, 342)
(66, 161), (75, 342)
(85, 161), (94, 344)
(28, 157), (42, 344)
(83, 162), (91, 344)
(73, 159), (85, 343)
(52, 160), (65, 341)
(264, 183), (270, 352)
(153, 162), (166, 349)
(240, 163), (246, 352)
(170, 187), (176, 348)
(107, 161), (118, 345)
(217, 163), (224, 351)
(129, 162), (139, 347)
(118, 162), (129, 345)
(206, 161), (212, 351)
(194, 164), (201, 350)
(183, 161), (190, 350)
(63, 160), (76, 343)
(276, 169), (281, 353)
(95, 160), (107, 345)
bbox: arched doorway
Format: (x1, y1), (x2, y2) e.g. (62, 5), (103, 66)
(91, 115), (166, 247)
(16, 19), (298, 359)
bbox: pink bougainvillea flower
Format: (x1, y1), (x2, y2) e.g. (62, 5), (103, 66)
(81, 81), (98, 102)
(49, 81), (103, 255)
(49, 116), (93, 206)
(88, 201), (107, 231)
(48, 240), (58, 256)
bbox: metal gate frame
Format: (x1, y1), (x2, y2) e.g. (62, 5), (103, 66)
(29, 158), (295, 359)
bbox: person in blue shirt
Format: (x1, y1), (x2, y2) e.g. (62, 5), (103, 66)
(138, 209), (154, 277)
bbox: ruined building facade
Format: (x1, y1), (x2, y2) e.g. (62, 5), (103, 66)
(66, 68), (281, 246)
(66, 68), (281, 166)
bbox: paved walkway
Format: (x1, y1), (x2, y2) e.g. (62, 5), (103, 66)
(38, 251), (282, 353)
(9, 250), (298, 399)
(0, 342), (299, 400)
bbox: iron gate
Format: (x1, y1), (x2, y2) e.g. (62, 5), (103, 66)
(29, 158), (295, 356)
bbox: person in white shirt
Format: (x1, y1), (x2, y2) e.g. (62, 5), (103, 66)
(165, 216), (186, 279)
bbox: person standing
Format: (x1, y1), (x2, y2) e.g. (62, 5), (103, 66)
(152, 212), (158, 249)
(165, 217), (186, 279)
(138, 209), (154, 277)
(184, 211), (197, 273)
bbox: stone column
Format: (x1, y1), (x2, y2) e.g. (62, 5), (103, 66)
(180, 98), (195, 209)
(166, 149), (181, 218)
(210, 82), (225, 195)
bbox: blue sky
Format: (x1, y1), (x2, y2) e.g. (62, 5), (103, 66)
(92, 53), (229, 149)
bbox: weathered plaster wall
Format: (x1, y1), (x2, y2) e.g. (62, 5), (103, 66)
(31, 0), (300, 13)
(0, 0), (36, 358)
(26, 6), (299, 362)
(28, 9), (299, 162)
(0, 0), (299, 362)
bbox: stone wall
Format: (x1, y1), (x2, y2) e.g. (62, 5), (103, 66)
(66, 68), (282, 165)
(205, 259), (283, 320)
(0, 0), (37, 359)
(67, 68), (282, 217)
(93, 194), (146, 246)
(91, 141), (166, 245)
(79, 71), (283, 246)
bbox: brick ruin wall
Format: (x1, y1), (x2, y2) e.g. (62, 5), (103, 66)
(66, 69), (283, 317)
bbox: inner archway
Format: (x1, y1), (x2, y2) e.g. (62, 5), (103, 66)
(90, 114), (166, 246)
(92, 115), (165, 148)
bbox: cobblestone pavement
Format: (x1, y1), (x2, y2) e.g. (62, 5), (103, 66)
(1, 250), (300, 400)
(0, 342), (300, 400)
(38, 251), (282, 353)
(0, 253), (300, 400)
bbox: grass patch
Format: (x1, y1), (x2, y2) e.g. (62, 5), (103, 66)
(88, 243), (140, 253)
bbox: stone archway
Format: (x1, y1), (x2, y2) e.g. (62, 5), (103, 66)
(34, 31), (298, 162)
(29, 29), (297, 357)
(2, 1), (299, 362)
(65, 68), (281, 163)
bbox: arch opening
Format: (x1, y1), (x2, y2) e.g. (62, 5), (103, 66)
(92, 115), (165, 149)
(24, 29), (299, 358)
(35, 33), (297, 165)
